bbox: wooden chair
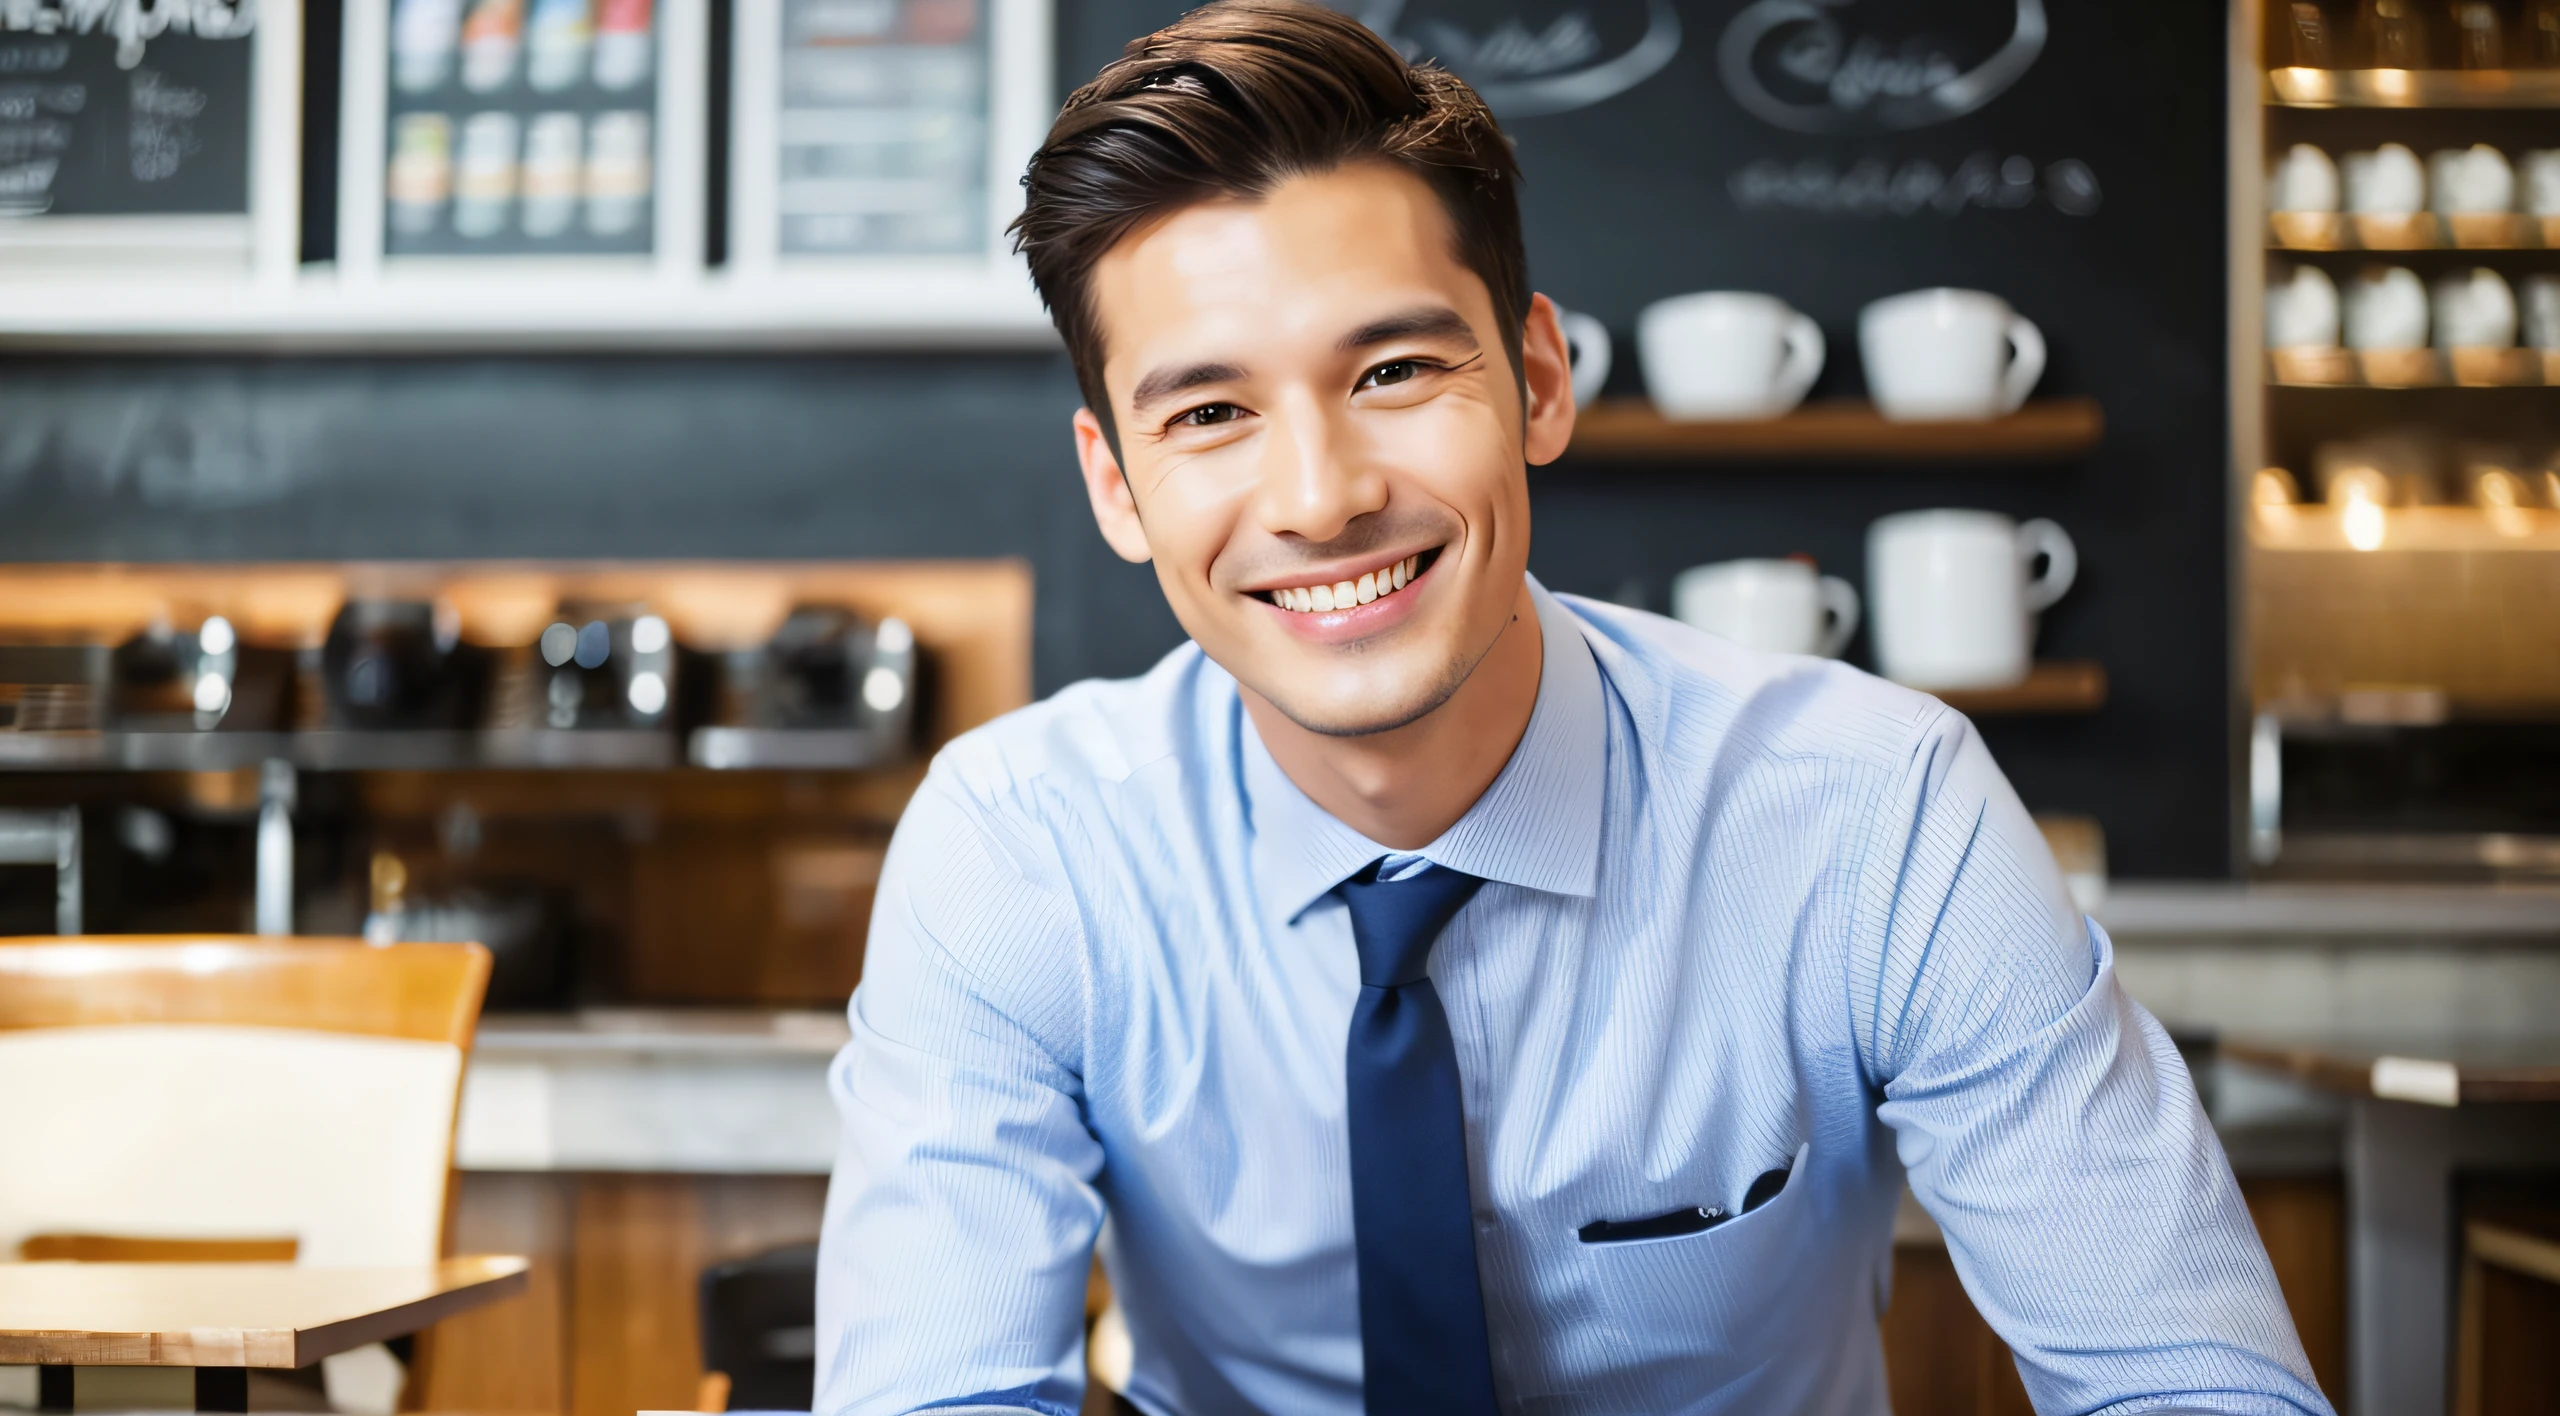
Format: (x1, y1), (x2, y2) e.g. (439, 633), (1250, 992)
(0, 936), (490, 1413)
(2454, 1219), (2560, 1416)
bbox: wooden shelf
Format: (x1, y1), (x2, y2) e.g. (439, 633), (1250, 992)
(2268, 66), (2560, 108)
(1933, 661), (2108, 716)
(2251, 504), (2560, 551)
(1564, 398), (2103, 463)
(2269, 348), (2556, 387)
(2267, 219), (2560, 252)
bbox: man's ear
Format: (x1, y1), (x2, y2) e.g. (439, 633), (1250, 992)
(1520, 292), (1579, 468)
(1074, 406), (1154, 564)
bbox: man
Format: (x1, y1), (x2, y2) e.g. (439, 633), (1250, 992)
(815, 5), (2330, 1414)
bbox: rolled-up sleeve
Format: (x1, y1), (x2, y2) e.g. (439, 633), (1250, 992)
(816, 770), (1104, 1416)
(1858, 712), (2334, 1416)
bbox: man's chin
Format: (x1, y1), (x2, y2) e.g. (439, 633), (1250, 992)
(1248, 665), (1472, 740)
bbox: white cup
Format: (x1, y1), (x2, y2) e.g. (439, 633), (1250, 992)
(2267, 264), (2342, 349)
(2433, 268), (2517, 348)
(1638, 292), (1825, 420)
(2429, 145), (2515, 215)
(2345, 266), (2429, 350)
(1555, 306), (1613, 410)
(2522, 275), (2560, 349)
(2344, 144), (2426, 215)
(1867, 510), (2077, 691)
(1671, 558), (1860, 658)
(2521, 151), (2560, 217)
(2269, 144), (2341, 213)
(1858, 288), (2046, 421)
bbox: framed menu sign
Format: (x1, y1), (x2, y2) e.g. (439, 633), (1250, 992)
(336, 0), (705, 279)
(726, 0), (1047, 290)
(0, 0), (299, 274)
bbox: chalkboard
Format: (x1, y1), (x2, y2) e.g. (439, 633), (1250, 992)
(1307, 0), (2237, 877)
(0, 0), (2238, 877)
(0, 25), (253, 216)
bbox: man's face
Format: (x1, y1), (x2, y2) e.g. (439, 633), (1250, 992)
(1074, 162), (1575, 737)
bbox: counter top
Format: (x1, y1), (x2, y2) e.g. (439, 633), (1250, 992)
(474, 1008), (849, 1058)
(2225, 1034), (2560, 1105)
(458, 1010), (846, 1175)
(2093, 882), (2560, 938)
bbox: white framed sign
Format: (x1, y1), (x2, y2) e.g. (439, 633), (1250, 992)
(726, 0), (1049, 311)
(336, 0), (707, 288)
(0, 0), (301, 281)
(0, 0), (1056, 344)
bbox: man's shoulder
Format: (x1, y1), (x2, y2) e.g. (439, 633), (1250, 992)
(920, 637), (1228, 825)
(1555, 592), (1961, 779)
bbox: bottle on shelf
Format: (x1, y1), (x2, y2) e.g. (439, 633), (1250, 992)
(2450, 0), (2503, 67)
(2530, 0), (2560, 65)
(2286, 0), (2340, 66)
(2356, 0), (2431, 67)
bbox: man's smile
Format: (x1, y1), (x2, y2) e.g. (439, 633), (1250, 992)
(1250, 546), (1442, 614)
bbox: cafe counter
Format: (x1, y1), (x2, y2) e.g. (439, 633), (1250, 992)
(447, 882), (2560, 1177)
(457, 1010), (846, 1175)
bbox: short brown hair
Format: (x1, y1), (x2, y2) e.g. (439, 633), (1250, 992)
(1009, 0), (1528, 448)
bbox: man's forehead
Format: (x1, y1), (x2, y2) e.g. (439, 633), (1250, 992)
(1089, 164), (1480, 379)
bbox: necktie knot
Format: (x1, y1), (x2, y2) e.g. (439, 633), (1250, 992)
(1338, 859), (1484, 989)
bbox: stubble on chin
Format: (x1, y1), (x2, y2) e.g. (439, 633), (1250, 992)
(1249, 613), (1508, 739)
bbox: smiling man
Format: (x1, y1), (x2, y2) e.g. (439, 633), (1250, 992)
(813, 5), (2331, 1416)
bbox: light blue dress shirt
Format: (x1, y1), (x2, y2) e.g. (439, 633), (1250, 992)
(817, 580), (2331, 1416)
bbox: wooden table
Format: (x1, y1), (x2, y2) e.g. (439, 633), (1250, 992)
(0, 1255), (529, 1412)
(2225, 1036), (2560, 1416)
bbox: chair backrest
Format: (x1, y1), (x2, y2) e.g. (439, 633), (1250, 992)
(0, 936), (489, 1267)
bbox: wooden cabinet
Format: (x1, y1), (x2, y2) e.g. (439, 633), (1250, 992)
(413, 1173), (826, 1416)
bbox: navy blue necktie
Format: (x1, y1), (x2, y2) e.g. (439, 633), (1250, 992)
(1338, 859), (1498, 1415)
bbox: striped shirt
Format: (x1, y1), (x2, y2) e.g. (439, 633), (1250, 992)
(816, 579), (2329, 1416)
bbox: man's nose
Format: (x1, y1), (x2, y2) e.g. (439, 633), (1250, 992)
(1252, 393), (1386, 542)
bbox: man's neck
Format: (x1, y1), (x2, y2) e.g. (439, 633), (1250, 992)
(1242, 581), (1545, 851)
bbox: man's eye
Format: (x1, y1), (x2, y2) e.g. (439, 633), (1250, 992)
(1176, 403), (1241, 427)
(1362, 361), (1422, 389)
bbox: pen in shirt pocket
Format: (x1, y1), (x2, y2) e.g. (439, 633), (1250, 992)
(1577, 1162), (1793, 1243)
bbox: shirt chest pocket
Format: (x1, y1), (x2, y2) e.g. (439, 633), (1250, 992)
(1579, 1141), (1818, 1373)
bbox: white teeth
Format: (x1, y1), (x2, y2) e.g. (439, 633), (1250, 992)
(1268, 554), (1425, 614)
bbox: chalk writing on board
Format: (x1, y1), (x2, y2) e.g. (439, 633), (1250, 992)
(1729, 151), (2099, 217)
(0, 0), (254, 70)
(1348, 1), (1681, 119)
(0, 41), (82, 214)
(1719, 0), (2044, 134)
(127, 67), (205, 179)
(0, 384), (308, 510)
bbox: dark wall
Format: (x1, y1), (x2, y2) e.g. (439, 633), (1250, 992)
(0, 1), (2233, 876)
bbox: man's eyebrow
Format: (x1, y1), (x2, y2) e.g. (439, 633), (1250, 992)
(1338, 306), (1477, 351)
(1129, 360), (1246, 411)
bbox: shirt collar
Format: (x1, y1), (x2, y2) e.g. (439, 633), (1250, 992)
(1245, 576), (1607, 924)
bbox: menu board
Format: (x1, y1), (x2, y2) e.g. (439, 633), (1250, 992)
(773, 0), (987, 258)
(0, 15), (254, 219)
(380, 0), (659, 256)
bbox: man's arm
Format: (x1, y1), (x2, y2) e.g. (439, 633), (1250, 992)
(1856, 712), (2333, 1416)
(815, 773), (1104, 1416)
